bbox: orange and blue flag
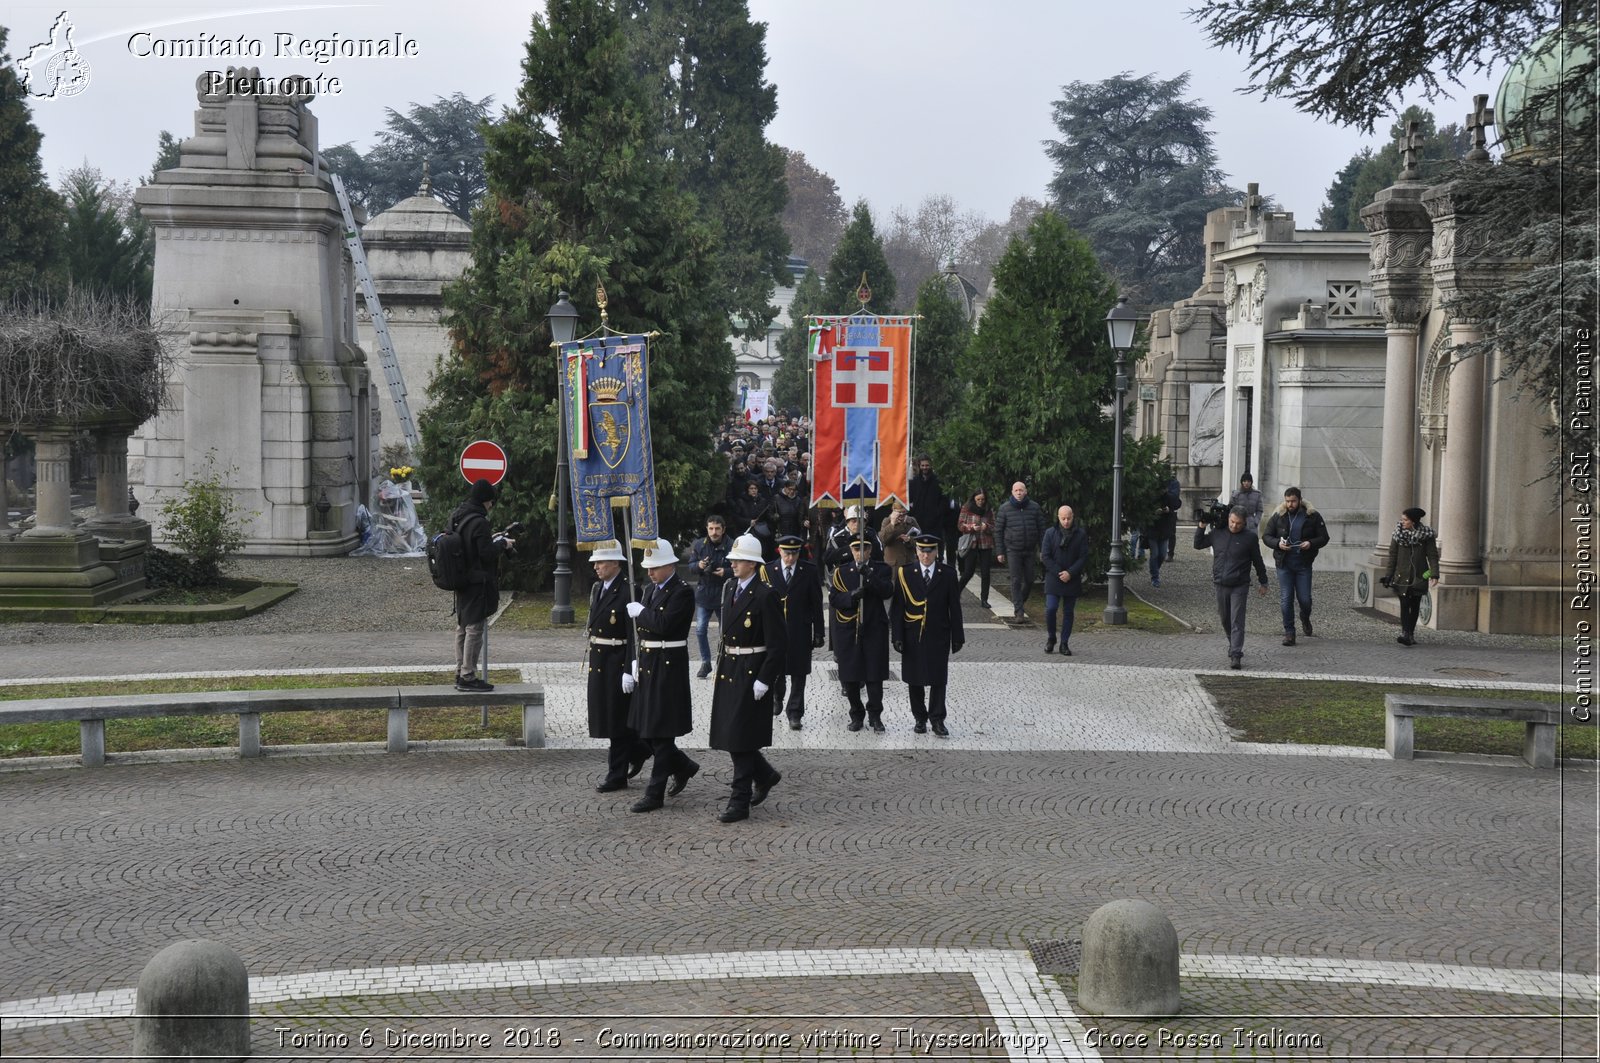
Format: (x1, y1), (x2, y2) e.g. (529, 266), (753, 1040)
(810, 314), (912, 508)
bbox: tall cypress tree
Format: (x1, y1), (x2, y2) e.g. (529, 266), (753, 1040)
(624, 0), (789, 338)
(420, 0), (731, 582)
(61, 167), (153, 304)
(910, 276), (970, 454)
(823, 201), (897, 314)
(931, 210), (1165, 578)
(770, 267), (824, 414)
(0, 25), (65, 300)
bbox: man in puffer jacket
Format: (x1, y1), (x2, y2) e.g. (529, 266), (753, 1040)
(1259, 486), (1330, 646)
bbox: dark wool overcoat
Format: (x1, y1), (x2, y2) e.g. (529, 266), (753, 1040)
(708, 577), (788, 752)
(828, 560), (893, 683)
(767, 557), (825, 677)
(626, 574), (695, 739)
(585, 576), (633, 739)
(891, 561), (964, 687)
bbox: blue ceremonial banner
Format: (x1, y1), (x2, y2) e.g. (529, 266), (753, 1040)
(558, 334), (660, 546)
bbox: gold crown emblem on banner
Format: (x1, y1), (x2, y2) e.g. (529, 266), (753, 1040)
(590, 376), (625, 402)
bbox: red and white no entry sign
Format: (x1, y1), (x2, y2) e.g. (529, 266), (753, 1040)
(459, 439), (508, 485)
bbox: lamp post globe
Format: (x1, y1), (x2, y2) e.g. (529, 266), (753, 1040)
(546, 291), (580, 625)
(1103, 296), (1138, 625)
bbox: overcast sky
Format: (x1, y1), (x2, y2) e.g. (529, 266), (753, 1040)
(11, 1), (1506, 233)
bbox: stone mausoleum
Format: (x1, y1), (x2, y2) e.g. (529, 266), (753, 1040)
(1138, 32), (1582, 633)
(132, 69), (379, 556)
(1137, 188), (1386, 571)
(355, 168), (472, 456)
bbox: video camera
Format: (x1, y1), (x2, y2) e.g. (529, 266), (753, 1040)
(1192, 499), (1230, 526)
(494, 520), (527, 554)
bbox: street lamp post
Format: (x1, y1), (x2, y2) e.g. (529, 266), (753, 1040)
(1103, 296), (1138, 625)
(546, 291), (580, 625)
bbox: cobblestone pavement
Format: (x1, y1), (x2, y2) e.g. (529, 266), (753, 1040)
(2, 746), (1595, 1059)
(0, 556), (1591, 1060)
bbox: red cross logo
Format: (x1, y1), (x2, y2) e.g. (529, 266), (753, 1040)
(832, 347), (893, 407)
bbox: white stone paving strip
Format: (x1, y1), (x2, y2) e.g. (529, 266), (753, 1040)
(1186, 954), (1597, 1001)
(2, 948), (1095, 1060)
(6, 946), (1593, 1060)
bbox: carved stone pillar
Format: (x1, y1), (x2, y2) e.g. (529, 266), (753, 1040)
(22, 429), (76, 537)
(83, 424), (151, 542)
(1360, 183), (1432, 567)
(1421, 178), (1515, 629)
(1436, 322), (1488, 581)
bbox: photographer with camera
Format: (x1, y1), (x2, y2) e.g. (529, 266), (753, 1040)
(1193, 504), (1269, 670)
(450, 478), (516, 692)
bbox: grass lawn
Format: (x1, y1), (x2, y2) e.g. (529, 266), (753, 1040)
(1069, 584), (1188, 635)
(1199, 675), (1594, 760)
(0, 669), (525, 757)
(497, 591), (591, 631)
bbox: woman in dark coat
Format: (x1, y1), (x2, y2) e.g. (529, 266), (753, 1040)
(1383, 506), (1440, 646)
(829, 541), (894, 730)
(956, 489), (996, 608)
(708, 534), (788, 822)
(737, 479), (776, 559)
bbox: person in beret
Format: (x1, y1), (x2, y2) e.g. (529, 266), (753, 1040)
(1382, 506), (1440, 646)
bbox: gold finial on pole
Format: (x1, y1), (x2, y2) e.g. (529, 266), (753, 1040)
(596, 282), (610, 330)
(856, 272), (873, 310)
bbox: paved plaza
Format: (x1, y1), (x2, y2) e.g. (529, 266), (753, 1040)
(0, 559), (1593, 1060)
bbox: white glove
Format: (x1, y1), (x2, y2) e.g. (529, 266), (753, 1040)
(625, 601), (645, 618)
(630, 659), (639, 678)
(621, 672), (636, 694)
(753, 680), (769, 699)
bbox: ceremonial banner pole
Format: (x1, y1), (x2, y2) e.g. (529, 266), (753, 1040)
(622, 503), (638, 663)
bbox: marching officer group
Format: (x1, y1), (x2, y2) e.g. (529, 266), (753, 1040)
(583, 520), (964, 824)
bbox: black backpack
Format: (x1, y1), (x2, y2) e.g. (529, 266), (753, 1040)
(427, 513), (482, 591)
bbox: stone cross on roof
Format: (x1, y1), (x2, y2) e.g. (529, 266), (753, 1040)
(1466, 93), (1496, 162)
(1398, 120), (1425, 181)
(1243, 182), (1262, 225)
(418, 159), (432, 196)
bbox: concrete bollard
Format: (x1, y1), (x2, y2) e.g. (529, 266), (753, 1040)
(1077, 899), (1180, 1017)
(133, 939), (250, 1062)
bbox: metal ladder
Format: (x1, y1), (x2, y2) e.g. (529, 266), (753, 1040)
(331, 173), (420, 451)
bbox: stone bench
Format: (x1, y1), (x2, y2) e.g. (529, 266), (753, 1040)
(1383, 693), (1582, 769)
(0, 684), (544, 766)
